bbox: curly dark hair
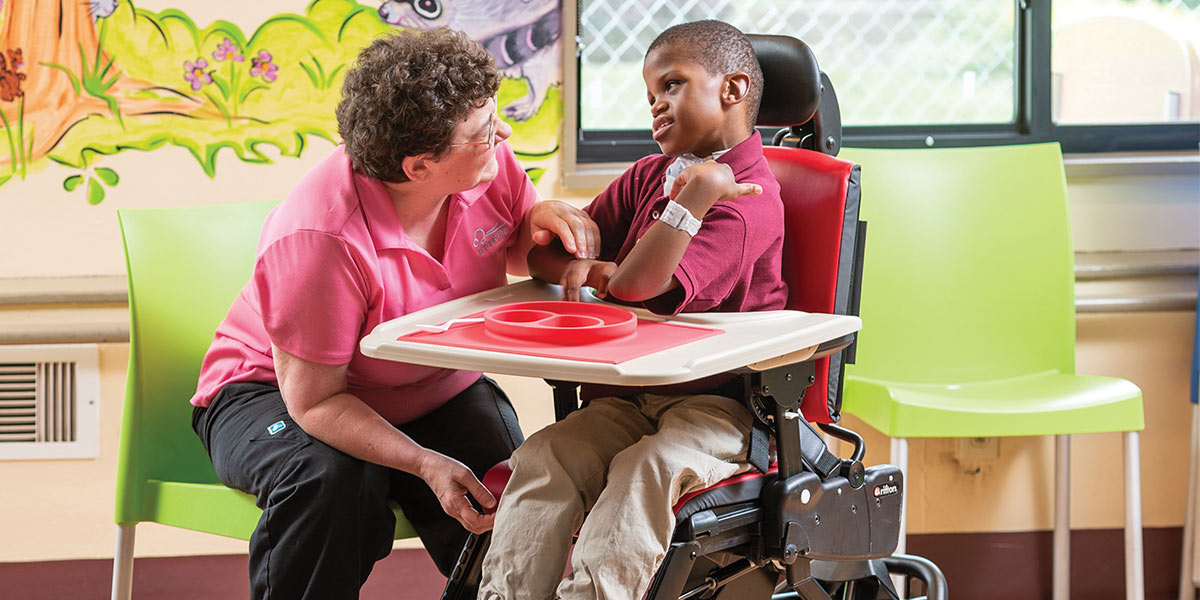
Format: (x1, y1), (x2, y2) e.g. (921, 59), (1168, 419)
(648, 20), (763, 131)
(336, 28), (499, 183)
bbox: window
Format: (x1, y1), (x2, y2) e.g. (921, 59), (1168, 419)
(1051, 0), (1200, 151)
(567, 0), (1200, 170)
(1053, 0), (1200, 125)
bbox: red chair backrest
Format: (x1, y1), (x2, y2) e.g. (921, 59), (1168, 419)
(763, 145), (862, 423)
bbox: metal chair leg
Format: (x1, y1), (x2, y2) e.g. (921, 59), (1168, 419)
(111, 523), (135, 600)
(1181, 405), (1198, 600)
(1125, 431), (1145, 600)
(1054, 434), (1070, 600)
(890, 437), (909, 600)
(890, 437), (909, 556)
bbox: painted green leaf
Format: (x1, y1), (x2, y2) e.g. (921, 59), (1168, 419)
(95, 167), (119, 186)
(63, 174), (84, 192)
(38, 2), (557, 184)
(87, 178), (106, 205)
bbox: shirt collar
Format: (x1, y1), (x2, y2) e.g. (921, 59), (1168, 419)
(355, 172), (482, 256)
(713, 131), (765, 178)
(661, 133), (761, 197)
(354, 169), (409, 251)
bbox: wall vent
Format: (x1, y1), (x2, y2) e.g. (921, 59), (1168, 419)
(0, 344), (99, 460)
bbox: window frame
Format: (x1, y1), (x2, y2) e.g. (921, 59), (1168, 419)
(563, 0), (1200, 178)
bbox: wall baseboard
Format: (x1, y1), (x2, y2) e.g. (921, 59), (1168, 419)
(0, 527), (1185, 599)
(909, 527), (1183, 599)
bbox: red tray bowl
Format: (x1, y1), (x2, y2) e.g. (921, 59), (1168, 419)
(482, 301), (638, 345)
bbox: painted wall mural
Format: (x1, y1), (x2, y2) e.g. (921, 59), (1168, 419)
(0, 0), (562, 204)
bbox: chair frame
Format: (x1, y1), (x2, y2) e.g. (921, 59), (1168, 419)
(111, 201), (415, 600)
(839, 142), (1146, 600)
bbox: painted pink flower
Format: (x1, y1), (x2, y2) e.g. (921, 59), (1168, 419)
(183, 58), (212, 91)
(212, 38), (244, 62)
(249, 50), (278, 82)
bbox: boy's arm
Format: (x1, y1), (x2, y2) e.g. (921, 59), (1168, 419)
(527, 242), (617, 302)
(606, 161), (761, 302)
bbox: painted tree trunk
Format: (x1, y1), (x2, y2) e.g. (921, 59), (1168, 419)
(0, 1), (198, 170)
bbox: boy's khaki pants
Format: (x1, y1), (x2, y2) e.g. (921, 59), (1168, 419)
(478, 392), (754, 600)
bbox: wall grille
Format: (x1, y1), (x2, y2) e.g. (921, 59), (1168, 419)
(0, 345), (98, 460)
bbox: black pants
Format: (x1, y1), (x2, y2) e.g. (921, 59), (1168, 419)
(192, 376), (523, 600)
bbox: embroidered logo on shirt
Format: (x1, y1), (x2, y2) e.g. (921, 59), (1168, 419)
(473, 222), (511, 256)
(267, 420), (286, 436)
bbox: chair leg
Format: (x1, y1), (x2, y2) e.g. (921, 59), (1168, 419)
(1181, 405), (1198, 600)
(890, 437), (909, 556)
(1054, 434), (1070, 600)
(1125, 431), (1145, 600)
(890, 437), (909, 600)
(111, 523), (135, 600)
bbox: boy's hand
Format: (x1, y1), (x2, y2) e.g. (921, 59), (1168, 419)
(667, 161), (763, 214)
(560, 259), (617, 301)
(528, 200), (600, 259)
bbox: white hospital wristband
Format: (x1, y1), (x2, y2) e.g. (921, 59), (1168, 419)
(657, 200), (702, 236)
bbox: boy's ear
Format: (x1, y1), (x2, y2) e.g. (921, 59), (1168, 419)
(722, 72), (751, 107)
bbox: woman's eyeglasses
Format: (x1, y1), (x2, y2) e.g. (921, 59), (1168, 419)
(450, 113), (497, 150)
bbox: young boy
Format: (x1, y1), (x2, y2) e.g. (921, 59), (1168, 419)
(478, 20), (786, 600)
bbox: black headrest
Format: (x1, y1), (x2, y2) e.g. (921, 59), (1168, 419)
(748, 34), (821, 127)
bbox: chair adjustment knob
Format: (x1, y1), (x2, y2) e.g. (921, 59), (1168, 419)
(843, 460), (866, 489)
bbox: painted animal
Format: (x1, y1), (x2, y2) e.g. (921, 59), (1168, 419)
(0, 49), (25, 102)
(377, 0), (560, 121)
(90, 0), (119, 20)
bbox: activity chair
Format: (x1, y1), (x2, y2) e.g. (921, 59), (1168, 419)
(837, 142), (1146, 600)
(440, 34), (947, 600)
(112, 201), (416, 600)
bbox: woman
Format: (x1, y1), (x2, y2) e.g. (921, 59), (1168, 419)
(189, 28), (598, 599)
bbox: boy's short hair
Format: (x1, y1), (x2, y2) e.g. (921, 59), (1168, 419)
(647, 20), (763, 130)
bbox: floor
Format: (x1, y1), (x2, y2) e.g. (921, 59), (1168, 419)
(2, 527), (1188, 599)
(3, 548), (446, 600)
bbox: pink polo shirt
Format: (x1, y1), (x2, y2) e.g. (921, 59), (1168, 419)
(191, 142), (536, 424)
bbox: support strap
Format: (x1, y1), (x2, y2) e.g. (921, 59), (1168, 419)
(733, 363), (843, 480)
(748, 421), (772, 474)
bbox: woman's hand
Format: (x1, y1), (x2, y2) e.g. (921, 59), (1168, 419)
(559, 258), (618, 301)
(528, 200), (600, 259)
(417, 449), (497, 534)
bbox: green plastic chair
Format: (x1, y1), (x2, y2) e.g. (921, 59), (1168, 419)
(112, 201), (416, 600)
(837, 143), (1145, 600)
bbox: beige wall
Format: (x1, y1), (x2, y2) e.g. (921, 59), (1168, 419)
(845, 311), (1195, 534)
(0, 341), (560, 562)
(0, 148), (1197, 561)
(0, 0), (1196, 563)
(0, 307), (1193, 562)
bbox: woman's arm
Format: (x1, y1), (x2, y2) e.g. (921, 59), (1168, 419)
(507, 200), (600, 276)
(272, 345), (497, 533)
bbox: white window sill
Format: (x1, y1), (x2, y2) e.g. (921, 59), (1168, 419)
(1064, 150), (1199, 177)
(564, 150), (1200, 189)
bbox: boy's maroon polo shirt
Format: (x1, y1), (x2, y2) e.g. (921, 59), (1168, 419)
(583, 131), (787, 399)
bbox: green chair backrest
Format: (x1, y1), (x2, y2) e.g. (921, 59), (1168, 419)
(115, 200), (278, 524)
(838, 143), (1075, 384)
